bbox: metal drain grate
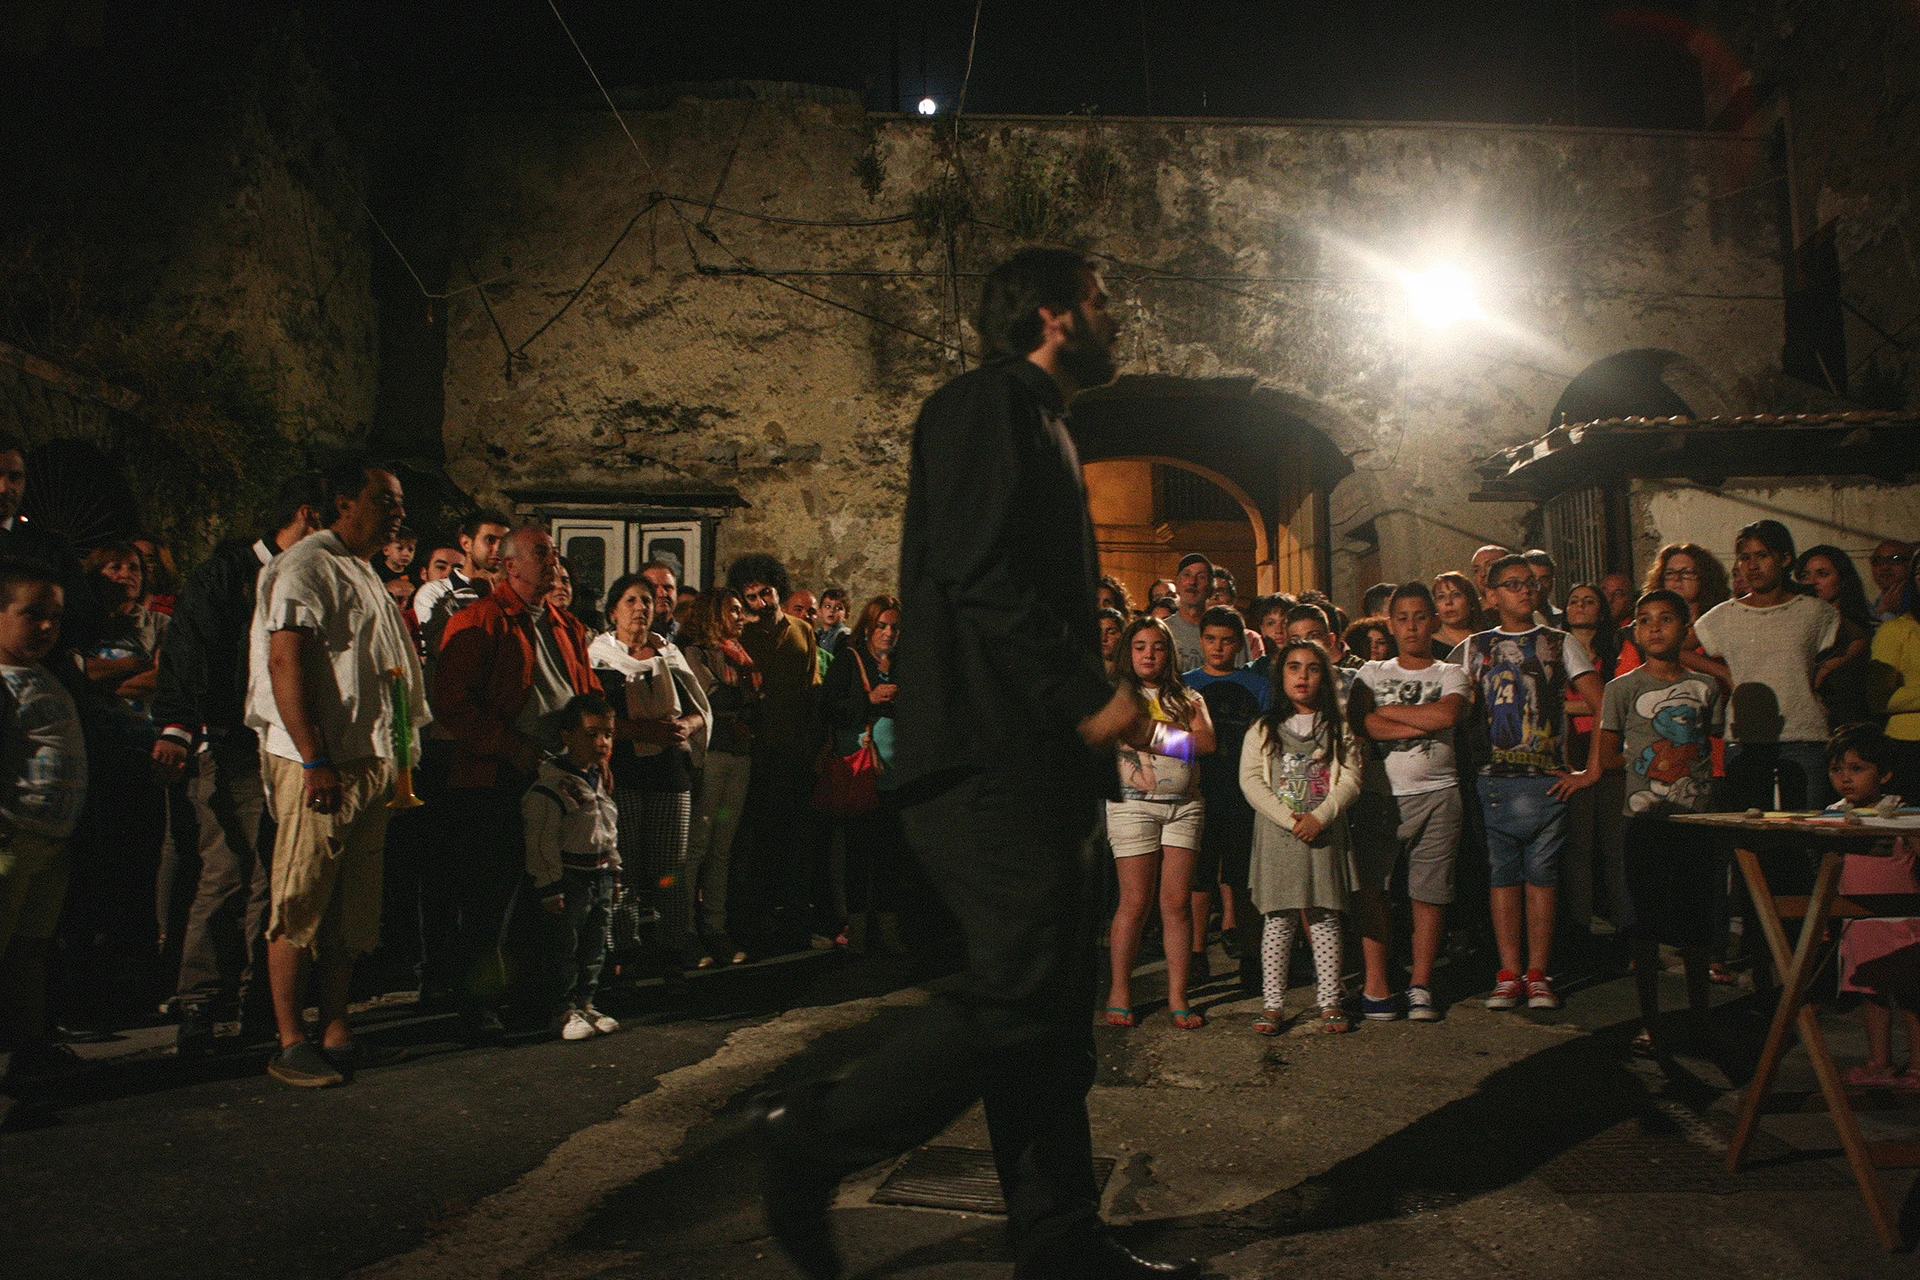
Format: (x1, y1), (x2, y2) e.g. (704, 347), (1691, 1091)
(870, 1146), (1118, 1214)
(1537, 1120), (1853, 1195)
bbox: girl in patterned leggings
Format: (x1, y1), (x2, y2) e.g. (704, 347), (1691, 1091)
(1239, 640), (1366, 1034)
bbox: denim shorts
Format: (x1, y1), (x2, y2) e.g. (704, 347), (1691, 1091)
(1480, 774), (1568, 889)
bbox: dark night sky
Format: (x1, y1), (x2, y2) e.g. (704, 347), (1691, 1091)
(357, 1), (1712, 130)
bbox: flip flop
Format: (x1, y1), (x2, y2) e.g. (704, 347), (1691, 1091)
(1708, 962), (1737, 985)
(1252, 1009), (1285, 1036)
(1104, 1006), (1137, 1028)
(1171, 1008), (1206, 1030)
(1631, 1028), (1656, 1057)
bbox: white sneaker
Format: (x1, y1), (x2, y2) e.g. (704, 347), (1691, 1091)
(1407, 985), (1442, 1022)
(584, 1006), (620, 1035)
(560, 1010), (596, 1041)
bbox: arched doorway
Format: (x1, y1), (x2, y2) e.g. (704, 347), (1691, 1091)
(1071, 376), (1350, 608)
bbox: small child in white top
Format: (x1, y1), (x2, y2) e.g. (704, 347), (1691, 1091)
(524, 693), (621, 1042)
(1240, 639), (1367, 1035)
(0, 559), (87, 1076)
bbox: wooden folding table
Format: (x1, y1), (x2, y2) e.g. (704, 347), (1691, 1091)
(1671, 811), (1920, 1250)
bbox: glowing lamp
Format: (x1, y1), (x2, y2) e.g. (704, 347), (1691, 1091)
(1401, 263), (1483, 328)
(917, 97), (938, 115)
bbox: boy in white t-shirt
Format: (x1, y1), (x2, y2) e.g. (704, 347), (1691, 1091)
(1689, 519), (1840, 810)
(1354, 583), (1470, 1022)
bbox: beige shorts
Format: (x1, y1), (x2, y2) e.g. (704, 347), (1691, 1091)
(265, 753), (395, 956)
(1105, 797), (1205, 858)
(0, 830), (68, 951)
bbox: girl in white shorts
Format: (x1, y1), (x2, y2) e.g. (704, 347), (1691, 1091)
(1106, 617), (1216, 1030)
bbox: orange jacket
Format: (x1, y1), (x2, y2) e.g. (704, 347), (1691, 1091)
(433, 579), (601, 789)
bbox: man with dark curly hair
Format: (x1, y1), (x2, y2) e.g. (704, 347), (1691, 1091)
(726, 552), (822, 952)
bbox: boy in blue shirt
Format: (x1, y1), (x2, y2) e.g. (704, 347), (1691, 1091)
(1185, 607), (1269, 992)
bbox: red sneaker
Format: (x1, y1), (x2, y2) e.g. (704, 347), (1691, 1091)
(1485, 971), (1524, 1010)
(1526, 971), (1560, 1010)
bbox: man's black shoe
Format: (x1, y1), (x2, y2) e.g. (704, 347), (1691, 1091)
(1013, 1234), (1201, 1280)
(457, 1008), (506, 1044)
(751, 1091), (842, 1280)
(319, 1040), (410, 1077)
(176, 1004), (218, 1058)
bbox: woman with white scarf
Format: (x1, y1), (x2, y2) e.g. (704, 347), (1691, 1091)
(589, 573), (712, 973)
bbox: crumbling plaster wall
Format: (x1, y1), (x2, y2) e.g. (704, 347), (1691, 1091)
(443, 93), (1780, 598)
(0, 19), (377, 556)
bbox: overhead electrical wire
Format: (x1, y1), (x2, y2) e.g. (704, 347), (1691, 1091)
(347, 2), (1799, 377)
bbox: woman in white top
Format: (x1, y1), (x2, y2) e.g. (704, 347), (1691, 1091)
(589, 574), (710, 972)
(1105, 617), (1215, 1031)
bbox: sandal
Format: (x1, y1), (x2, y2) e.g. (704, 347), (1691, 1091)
(1707, 962), (1737, 986)
(1171, 1008), (1205, 1030)
(1104, 1006), (1137, 1028)
(1631, 1028), (1656, 1057)
(1844, 1063), (1898, 1088)
(1318, 1006), (1352, 1035)
(1252, 1008), (1285, 1037)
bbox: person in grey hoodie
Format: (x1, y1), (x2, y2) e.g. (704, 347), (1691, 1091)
(524, 694), (621, 1042)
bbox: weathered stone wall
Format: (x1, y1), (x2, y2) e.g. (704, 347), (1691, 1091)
(443, 90), (1781, 599)
(0, 16), (376, 556)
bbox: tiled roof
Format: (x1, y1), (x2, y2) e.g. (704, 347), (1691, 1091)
(1471, 409), (1919, 498)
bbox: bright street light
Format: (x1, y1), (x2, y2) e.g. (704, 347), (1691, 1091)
(1401, 263), (1483, 328)
(917, 97), (938, 115)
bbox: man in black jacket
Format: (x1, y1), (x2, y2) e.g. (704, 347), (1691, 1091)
(152, 472), (327, 1053)
(757, 251), (1193, 1280)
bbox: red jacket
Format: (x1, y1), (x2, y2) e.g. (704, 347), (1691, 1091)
(433, 579), (601, 789)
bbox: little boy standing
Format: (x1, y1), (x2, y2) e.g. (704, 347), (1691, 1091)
(1355, 583), (1470, 1022)
(524, 693), (621, 1042)
(1184, 606), (1270, 994)
(0, 558), (88, 1079)
(1581, 589), (1724, 1054)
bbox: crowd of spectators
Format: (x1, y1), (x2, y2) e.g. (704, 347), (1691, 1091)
(0, 411), (1917, 1086)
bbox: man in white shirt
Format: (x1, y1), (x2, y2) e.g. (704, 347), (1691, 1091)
(1690, 519), (1841, 810)
(247, 459), (430, 1088)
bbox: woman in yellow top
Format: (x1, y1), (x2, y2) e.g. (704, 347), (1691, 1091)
(1871, 552), (1920, 800)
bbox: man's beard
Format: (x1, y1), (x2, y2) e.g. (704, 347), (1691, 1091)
(1056, 319), (1117, 388)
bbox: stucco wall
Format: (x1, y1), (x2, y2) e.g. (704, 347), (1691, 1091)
(1635, 477), (1920, 582)
(443, 91), (1781, 599)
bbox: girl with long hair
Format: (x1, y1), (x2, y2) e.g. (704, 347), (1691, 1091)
(1105, 617), (1216, 1030)
(823, 595), (906, 954)
(1241, 639), (1367, 1035)
(1562, 582), (1638, 937)
(677, 587), (761, 966)
(1796, 544), (1874, 727)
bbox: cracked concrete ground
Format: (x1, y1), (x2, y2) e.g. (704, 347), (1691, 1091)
(502, 943), (1920, 1280)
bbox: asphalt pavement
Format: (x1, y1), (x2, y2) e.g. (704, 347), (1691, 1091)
(7, 936), (1920, 1280)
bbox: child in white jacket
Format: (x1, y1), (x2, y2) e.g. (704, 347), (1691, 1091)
(525, 694), (621, 1041)
(1240, 640), (1367, 1035)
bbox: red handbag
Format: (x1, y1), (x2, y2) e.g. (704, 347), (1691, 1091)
(811, 653), (883, 818)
